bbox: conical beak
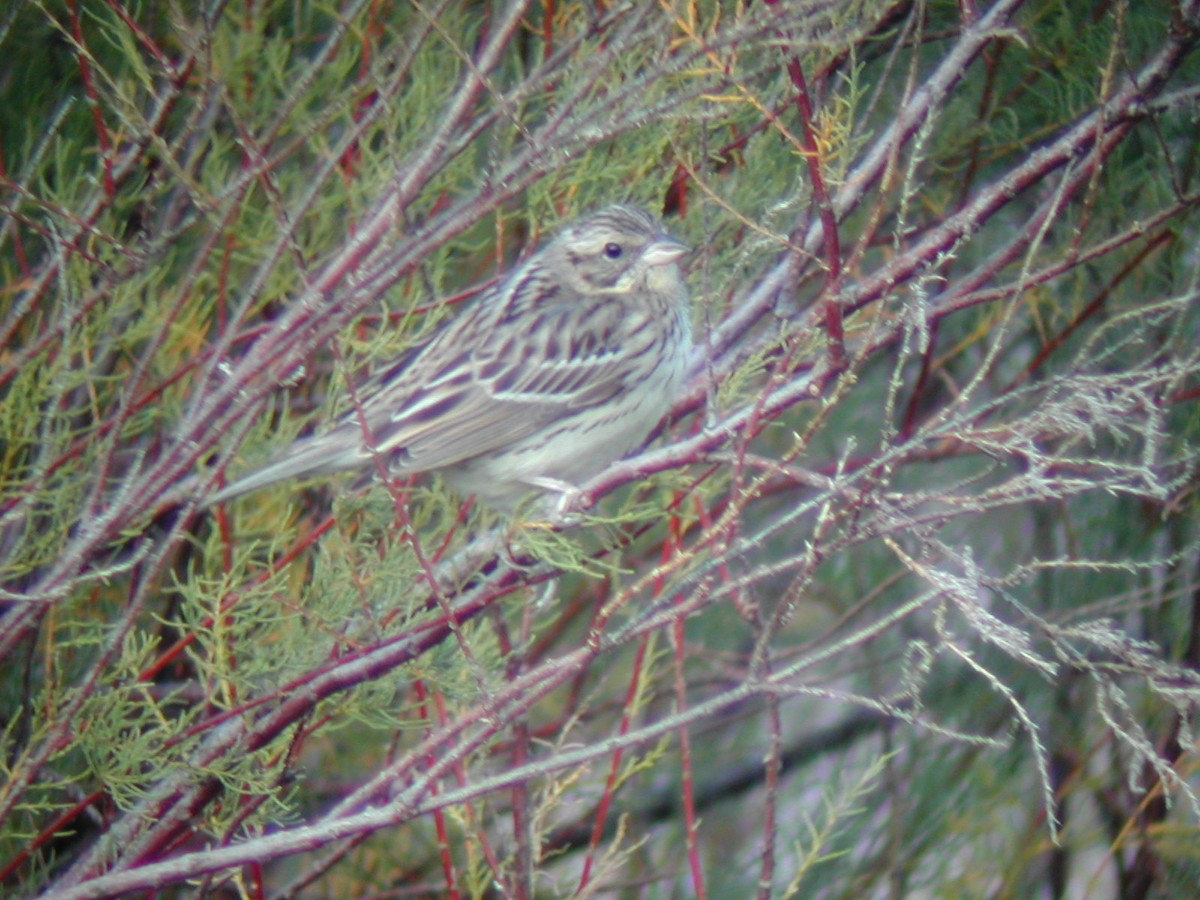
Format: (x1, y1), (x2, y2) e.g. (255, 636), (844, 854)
(644, 235), (690, 266)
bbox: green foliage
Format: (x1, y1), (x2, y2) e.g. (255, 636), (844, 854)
(3, 0), (1200, 897)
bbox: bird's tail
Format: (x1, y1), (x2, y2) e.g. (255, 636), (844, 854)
(208, 426), (365, 505)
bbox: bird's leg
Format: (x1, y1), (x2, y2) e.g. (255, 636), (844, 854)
(523, 475), (588, 519)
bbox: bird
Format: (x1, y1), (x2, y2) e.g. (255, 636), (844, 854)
(210, 204), (692, 511)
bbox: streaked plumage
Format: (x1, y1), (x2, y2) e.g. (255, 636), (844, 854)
(212, 205), (692, 509)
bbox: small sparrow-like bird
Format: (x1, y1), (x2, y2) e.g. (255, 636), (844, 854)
(212, 204), (692, 510)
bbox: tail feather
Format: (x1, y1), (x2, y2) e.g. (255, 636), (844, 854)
(208, 427), (365, 504)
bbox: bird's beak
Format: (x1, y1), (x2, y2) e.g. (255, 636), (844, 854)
(644, 235), (690, 266)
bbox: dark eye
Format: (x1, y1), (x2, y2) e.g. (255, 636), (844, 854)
(603, 242), (624, 259)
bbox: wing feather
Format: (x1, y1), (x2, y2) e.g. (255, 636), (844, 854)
(359, 292), (651, 471)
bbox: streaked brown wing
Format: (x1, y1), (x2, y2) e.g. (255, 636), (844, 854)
(363, 295), (647, 472)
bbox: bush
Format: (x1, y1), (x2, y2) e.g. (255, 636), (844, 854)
(2, 1), (1199, 896)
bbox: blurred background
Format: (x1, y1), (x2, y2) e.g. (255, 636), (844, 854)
(2, 1), (1199, 896)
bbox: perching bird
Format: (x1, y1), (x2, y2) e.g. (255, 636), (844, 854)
(211, 205), (692, 511)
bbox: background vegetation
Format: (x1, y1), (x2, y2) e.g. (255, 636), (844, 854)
(2, 0), (1199, 896)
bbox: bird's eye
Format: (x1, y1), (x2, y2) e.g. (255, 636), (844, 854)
(603, 242), (624, 259)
